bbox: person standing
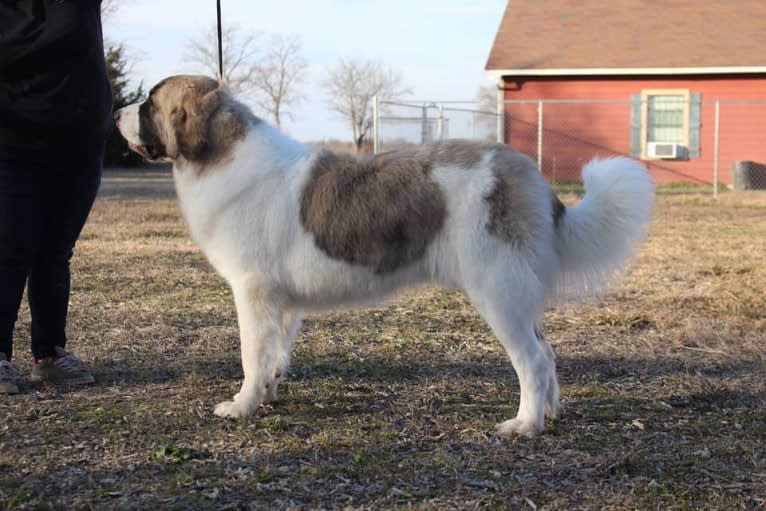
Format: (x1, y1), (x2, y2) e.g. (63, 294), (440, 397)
(0, 0), (113, 393)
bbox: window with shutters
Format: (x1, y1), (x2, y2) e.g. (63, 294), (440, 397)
(642, 90), (689, 157)
(630, 89), (701, 159)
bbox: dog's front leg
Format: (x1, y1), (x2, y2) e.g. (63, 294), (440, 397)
(214, 286), (284, 419)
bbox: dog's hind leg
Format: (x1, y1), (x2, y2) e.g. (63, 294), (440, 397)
(466, 267), (554, 438)
(214, 286), (286, 419)
(264, 310), (303, 404)
(535, 324), (560, 420)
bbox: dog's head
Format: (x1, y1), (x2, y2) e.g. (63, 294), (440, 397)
(114, 75), (249, 166)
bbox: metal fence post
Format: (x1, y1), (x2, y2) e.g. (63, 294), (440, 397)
(436, 103), (444, 141)
(537, 100), (544, 172)
(372, 95), (380, 154)
(713, 100), (720, 198)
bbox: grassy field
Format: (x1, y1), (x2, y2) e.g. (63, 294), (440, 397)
(1, 174), (764, 510)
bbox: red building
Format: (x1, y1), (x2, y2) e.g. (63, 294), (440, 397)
(485, 0), (766, 184)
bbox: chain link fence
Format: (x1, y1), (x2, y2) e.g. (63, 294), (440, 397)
(373, 97), (766, 196)
(372, 99), (500, 153)
(503, 99), (766, 195)
(717, 101), (766, 193)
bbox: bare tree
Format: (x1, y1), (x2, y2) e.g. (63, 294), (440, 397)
(475, 83), (502, 141)
(476, 83), (499, 113)
(251, 35), (308, 128)
(322, 59), (410, 152)
(185, 24), (261, 95)
(101, 0), (119, 20)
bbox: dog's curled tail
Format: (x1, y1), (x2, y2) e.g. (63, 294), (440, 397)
(553, 156), (654, 300)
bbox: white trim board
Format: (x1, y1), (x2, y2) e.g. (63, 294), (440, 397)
(487, 67), (766, 80)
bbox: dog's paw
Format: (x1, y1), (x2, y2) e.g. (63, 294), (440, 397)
(214, 400), (255, 419)
(496, 418), (544, 438)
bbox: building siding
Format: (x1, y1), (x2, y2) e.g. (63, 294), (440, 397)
(502, 75), (766, 184)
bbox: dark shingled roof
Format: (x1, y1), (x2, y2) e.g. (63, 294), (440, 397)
(486, 0), (766, 72)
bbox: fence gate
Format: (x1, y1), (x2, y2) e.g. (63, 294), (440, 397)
(372, 97), (501, 153)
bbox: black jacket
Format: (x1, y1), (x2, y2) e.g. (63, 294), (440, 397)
(0, 0), (113, 159)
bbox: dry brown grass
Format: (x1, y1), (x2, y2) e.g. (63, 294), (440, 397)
(0, 174), (764, 510)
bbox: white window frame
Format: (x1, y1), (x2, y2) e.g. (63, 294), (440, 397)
(640, 89), (690, 159)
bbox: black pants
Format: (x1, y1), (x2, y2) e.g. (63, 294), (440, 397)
(0, 146), (102, 360)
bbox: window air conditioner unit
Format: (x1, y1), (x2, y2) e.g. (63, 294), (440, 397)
(647, 141), (683, 159)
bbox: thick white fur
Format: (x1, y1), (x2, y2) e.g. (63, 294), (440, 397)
(554, 157), (655, 300)
(126, 109), (653, 437)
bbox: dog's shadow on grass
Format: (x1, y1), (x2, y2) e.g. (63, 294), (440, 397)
(89, 351), (516, 390)
(559, 353), (763, 382)
(88, 348), (763, 399)
(89, 352), (242, 387)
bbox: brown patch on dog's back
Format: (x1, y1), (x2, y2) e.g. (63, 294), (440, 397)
(300, 150), (447, 274)
(373, 140), (489, 172)
(420, 139), (489, 169)
(485, 148), (551, 246)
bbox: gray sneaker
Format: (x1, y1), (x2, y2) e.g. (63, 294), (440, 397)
(0, 353), (22, 394)
(30, 346), (95, 385)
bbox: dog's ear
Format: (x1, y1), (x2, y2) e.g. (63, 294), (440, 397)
(173, 86), (224, 161)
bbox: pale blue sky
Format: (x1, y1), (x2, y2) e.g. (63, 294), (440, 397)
(104, 0), (506, 141)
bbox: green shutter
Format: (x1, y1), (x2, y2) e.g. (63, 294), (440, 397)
(630, 94), (642, 158)
(688, 93), (702, 158)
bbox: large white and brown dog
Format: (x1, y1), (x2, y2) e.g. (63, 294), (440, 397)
(115, 75), (653, 437)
